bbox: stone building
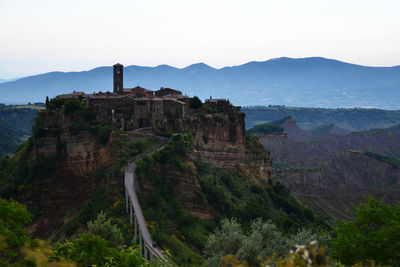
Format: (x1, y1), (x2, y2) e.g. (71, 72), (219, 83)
(57, 63), (233, 132)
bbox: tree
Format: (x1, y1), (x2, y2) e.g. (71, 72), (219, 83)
(331, 196), (400, 266)
(87, 211), (123, 247)
(189, 96), (202, 109)
(204, 218), (244, 266)
(51, 234), (159, 266)
(204, 218), (323, 266)
(0, 198), (33, 265)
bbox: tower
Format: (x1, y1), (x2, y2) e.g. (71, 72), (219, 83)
(113, 63), (123, 94)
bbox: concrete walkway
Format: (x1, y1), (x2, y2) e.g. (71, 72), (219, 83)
(124, 136), (170, 262)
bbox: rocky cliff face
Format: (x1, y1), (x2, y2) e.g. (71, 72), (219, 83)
(22, 112), (117, 239)
(259, 118), (400, 221)
(14, 108), (272, 238)
(184, 113), (273, 182)
(138, 112), (273, 220)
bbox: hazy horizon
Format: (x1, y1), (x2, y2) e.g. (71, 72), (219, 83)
(1, 56), (400, 81)
(1, 0), (400, 78)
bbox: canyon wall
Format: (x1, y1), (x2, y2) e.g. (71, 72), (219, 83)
(184, 113), (273, 183)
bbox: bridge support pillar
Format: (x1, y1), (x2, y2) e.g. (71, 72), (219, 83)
(134, 216), (137, 244)
(125, 189), (128, 213)
(129, 202), (133, 224)
(139, 228), (142, 255)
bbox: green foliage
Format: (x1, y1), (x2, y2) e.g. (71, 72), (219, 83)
(196, 161), (326, 232)
(156, 232), (205, 266)
(246, 122), (284, 136)
(204, 104), (216, 114)
(52, 234), (166, 267)
(0, 104), (38, 158)
(62, 99), (84, 115)
(233, 106), (241, 112)
(135, 134), (209, 265)
(361, 150), (400, 169)
(0, 140), (61, 200)
(245, 135), (270, 155)
(331, 196), (400, 266)
(52, 234), (113, 266)
(62, 188), (113, 236)
(87, 211), (124, 247)
(204, 218), (327, 267)
(95, 124), (115, 145)
(189, 96), (203, 109)
(47, 98), (66, 112)
(0, 198), (33, 264)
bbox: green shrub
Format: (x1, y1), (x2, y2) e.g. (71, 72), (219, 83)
(62, 187), (113, 236)
(96, 125), (114, 145)
(0, 199), (33, 264)
(205, 218), (326, 266)
(47, 98), (65, 112)
(61, 99), (84, 115)
(87, 211), (124, 247)
(331, 196), (400, 266)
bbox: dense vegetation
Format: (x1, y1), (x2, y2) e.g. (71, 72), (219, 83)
(0, 104), (38, 158)
(2, 99), (399, 266)
(0, 198), (162, 266)
(204, 218), (330, 266)
(331, 196), (400, 266)
(2, 196), (399, 266)
(246, 117), (287, 135)
(243, 106), (400, 130)
(134, 133), (328, 265)
(0, 198), (33, 265)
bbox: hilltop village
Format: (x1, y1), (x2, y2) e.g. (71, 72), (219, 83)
(58, 63), (234, 132)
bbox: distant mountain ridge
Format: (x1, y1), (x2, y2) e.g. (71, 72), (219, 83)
(1, 57), (400, 108)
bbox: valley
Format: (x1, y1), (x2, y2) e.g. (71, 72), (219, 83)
(249, 117), (400, 222)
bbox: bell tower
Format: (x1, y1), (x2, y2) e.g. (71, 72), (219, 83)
(113, 63), (123, 94)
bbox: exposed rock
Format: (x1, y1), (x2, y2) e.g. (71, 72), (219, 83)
(260, 118), (400, 221)
(26, 130), (116, 239)
(184, 113), (272, 183)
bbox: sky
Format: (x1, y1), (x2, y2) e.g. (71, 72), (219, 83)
(0, 0), (400, 78)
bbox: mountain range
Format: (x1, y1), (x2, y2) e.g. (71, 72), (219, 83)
(1, 57), (400, 109)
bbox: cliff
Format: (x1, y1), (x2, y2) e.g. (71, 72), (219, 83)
(257, 118), (400, 221)
(0, 101), (274, 241)
(16, 111), (118, 238)
(184, 113), (273, 183)
(0, 100), (331, 265)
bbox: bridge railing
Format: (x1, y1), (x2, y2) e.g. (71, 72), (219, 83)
(124, 163), (167, 262)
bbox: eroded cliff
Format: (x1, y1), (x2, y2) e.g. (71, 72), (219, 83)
(184, 113), (273, 183)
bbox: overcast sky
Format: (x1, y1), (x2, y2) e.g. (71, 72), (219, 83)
(0, 0), (399, 78)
